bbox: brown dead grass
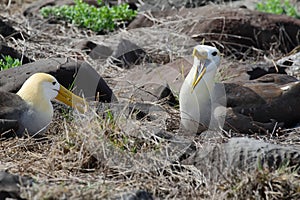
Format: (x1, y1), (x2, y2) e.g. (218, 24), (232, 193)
(1, 107), (298, 199)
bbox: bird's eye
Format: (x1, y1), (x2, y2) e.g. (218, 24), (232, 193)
(52, 81), (56, 85)
(212, 51), (218, 56)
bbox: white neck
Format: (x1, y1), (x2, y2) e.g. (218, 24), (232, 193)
(179, 65), (217, 132)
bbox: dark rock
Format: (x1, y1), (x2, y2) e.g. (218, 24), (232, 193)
(246, 66), (288, 80)
(221, 73), (300, 133)
(130, 83), (176, 105)
(223, 108), (283, 134)
(139, 128), (198, 162)
(0, 119), (18, 138)
(111, 39), (148, 68)
(243, 83), (300, 127)
(74, 28), (197, 66)
(117, 58), (192, 103)
(0, 16), (23, 39)
(0, 119), (18, 132)
(220, 60), (289, 83)
(0, 171), (33, 200)
(182, 137), (300, 180)
(128, 6), (300, 55)
(0, 43), (32, 64)
(223, 83), (265, 108)
(0, 58), (116, 102)
(72, 61), (118, 102)
(118, 190), (154, 200)
(75, 40), (113, 60)
(73, 39), (147, 67)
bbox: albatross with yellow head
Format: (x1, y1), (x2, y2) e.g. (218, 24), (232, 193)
(0, 73), (86, 137)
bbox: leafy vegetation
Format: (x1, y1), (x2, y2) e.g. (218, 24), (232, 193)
(256, 0), (300, 18)
(40, 0), (137, 32)
(0, 55), (21, 70)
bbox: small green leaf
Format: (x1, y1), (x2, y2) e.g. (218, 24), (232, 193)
(0, 55), (21, 71)
(39, 0), (137, 32)
(256, 0), (300, 18)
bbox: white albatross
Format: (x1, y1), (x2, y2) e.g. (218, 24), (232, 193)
(179, 45), (226, 133)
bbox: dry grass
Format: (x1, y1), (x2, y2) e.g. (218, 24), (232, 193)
(218, 168), (300, 199)
(0, 105), (299, 199)
(3, 107), (202, 199)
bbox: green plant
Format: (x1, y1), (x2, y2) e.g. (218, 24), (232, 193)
(256, 0), (300, 18)
(40, 0), (137, 32)
(0, 55), (21, 70)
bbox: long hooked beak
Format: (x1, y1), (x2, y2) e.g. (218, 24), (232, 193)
(192, 48), (208, 90)
(55, 85), (87, 113)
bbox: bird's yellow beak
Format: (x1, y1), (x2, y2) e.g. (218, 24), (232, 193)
(55, 85), (87, 113)
(192, 48), (208, 90)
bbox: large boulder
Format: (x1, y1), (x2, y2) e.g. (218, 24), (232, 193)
(0, 17), (24, 39)
(0, 43), (32, 64)
(129, 6), (300, 56)
(0, 58), (116, 102)
(0, 171), (33, 200)
(182, 137), (300, 180)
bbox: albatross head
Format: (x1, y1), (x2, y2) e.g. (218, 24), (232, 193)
(17, 73), (86, 113)
(191, 45), (221, 90)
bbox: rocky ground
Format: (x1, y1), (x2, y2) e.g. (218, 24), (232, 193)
(0, 0), (300, 199)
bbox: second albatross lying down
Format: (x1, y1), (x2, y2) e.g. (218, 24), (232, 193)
(0, 73), (86, 137)
(179, 45), (300, 134)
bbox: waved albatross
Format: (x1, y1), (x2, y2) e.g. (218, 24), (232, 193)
(0, 73), (86, 137)
(179, 45), (300, 134)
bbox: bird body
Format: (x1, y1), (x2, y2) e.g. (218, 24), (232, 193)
(0, 73), (86, 137)
(180, 65), (214, 131)
(179, 45), (222, 132)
